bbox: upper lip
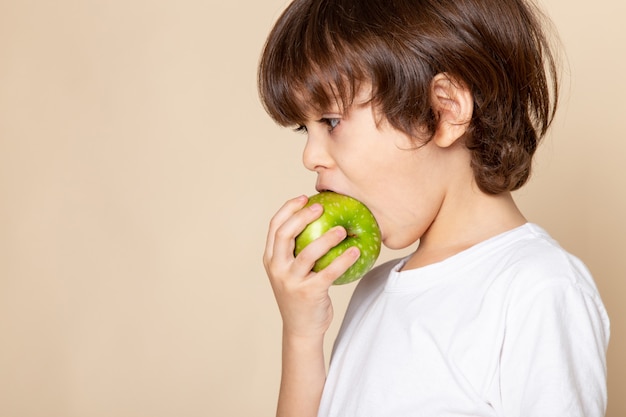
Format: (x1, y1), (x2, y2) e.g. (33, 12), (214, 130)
(315, 183), (334, 193)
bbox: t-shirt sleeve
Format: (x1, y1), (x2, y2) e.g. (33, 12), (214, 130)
(499, 279), (610, 417)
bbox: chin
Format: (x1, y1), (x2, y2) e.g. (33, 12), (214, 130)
(382, 234), (420, 251)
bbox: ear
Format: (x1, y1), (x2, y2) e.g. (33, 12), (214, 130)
(430, 73), (474, 148)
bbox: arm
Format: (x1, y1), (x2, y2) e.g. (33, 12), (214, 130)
(277, 332), (326, 417)
(264, 195), (360, 417)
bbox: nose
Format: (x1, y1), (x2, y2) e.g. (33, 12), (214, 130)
(302, 134), (332, 172)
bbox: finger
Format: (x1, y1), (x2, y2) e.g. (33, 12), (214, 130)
(272, 202), (324, 265)
(264, 195), (308, 264)
(291, 226), (347, 276)
(315, 247), (361, 286)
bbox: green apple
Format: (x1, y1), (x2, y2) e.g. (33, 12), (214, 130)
(294, 191), (382, 285)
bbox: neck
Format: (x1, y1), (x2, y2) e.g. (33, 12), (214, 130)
(403, 190), (526, 270)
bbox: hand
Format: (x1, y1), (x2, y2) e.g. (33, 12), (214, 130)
(263, 195), (360, 338)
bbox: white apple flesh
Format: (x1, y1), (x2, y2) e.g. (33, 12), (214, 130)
(294, 192), (382, 285)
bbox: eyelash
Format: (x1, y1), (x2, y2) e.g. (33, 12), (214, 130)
(294, 118), (340, 134)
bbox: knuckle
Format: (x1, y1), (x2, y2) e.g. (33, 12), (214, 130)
(268, 215), (282, 231)
(262, 256), (271, 272)
(274, 225), (292, 241)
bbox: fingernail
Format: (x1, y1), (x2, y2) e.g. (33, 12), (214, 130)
(334, 226), (347, 238)
(309, 203), (323, 212)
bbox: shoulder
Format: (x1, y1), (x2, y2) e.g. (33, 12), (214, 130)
(495, 224), (610, 340)
(494, 231), (610, 417)
(500, 224), (601, 304)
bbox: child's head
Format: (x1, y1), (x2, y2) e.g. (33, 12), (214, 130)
(258, 0), (559, 194)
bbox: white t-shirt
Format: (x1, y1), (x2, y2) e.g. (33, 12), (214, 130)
(319, 223), (609, 417)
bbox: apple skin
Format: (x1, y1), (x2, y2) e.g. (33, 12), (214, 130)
(294, 192), (382, 285)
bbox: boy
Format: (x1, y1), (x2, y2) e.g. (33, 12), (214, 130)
(259, 0), (610, 416)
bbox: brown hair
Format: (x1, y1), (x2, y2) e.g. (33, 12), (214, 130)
(258, 0), (559, 194)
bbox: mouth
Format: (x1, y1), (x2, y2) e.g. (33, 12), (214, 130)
(315, 185), (334, 193)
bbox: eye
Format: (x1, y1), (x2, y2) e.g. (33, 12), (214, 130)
(293, 125), (308, 134)
(320, 117), (340, 132)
